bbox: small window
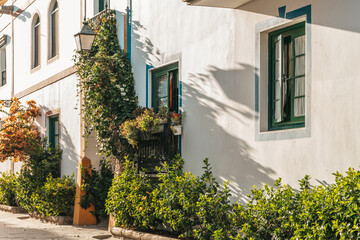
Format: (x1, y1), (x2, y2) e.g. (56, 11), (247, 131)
(99, 0), (105, 12)
(269, 22), (305, 130)
(0, 49), (5, 87)
(152, 63), (179, 113)
(32, 15), (41, 69)
(49, 1), (59, 59)
(49, 116), (59, 148)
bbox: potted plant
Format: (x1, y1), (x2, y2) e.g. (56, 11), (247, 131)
(170, 112), (183, 135)
(120, 108), (163, 146)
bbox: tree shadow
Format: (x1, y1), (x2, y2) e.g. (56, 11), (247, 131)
(131, 19), (161, 64)
(184, 63), (275, 203)
(39, 105), (78, 177)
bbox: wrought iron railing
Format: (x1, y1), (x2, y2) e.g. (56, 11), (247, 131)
(87, 9), (114, 32)
(136, 122), (179, 174)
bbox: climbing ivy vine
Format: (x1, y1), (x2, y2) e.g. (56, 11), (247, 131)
(74, 10), (137, 161)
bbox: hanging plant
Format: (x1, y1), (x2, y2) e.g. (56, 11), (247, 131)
(74, 11), (137, 161)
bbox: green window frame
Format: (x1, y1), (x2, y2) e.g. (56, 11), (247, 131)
(269, 22), (305, 130)
(49, 116), (59, 148)
(151, 63), (179, 113)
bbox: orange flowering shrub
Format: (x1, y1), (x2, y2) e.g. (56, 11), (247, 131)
(0, 98), (41, 162)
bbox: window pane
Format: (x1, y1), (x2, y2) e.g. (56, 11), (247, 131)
(159, 97), (168, 108)
(295, 77), (305, 97)
(294, 35), (305, 55)
(275, 100), (281, 120)
(54, 120), (59, 135)
(1, 50), (5, 86)
(275, 80), (281, 99)
(157, 74), (168, 98)
(51, 10), (58, 58)
(34, 25), (40, 67)
(2, 70), (5, 86)
(275, 60), (280, 80)
(294, 97), (305, 117)
(275, 40), (279, 59)
(295, 55), (305, 76)
(55, 136), (59, 147)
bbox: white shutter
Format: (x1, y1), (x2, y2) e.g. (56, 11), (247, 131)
(274, 35), (283, 123)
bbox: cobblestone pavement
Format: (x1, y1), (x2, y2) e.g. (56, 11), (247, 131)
(0, 211), (117, 240)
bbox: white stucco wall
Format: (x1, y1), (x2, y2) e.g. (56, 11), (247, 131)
(0, 0), (359, 204)
(124, 0), (360, 202)
(19, 73), (81, 177)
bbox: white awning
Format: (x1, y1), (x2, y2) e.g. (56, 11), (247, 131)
(182, 0), (254, 9)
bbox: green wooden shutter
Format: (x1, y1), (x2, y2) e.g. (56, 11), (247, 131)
(274, 35), (283, 123)
(99, 0), (104, 12)
(49, 116), (59, 148)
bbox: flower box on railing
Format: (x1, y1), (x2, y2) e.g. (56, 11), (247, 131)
(171, 125), (182, 135)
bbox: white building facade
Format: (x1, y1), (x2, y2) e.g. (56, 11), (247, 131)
(0, 0), (359, 203)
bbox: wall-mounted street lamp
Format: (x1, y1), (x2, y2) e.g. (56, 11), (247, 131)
(74, 0), (96, 51)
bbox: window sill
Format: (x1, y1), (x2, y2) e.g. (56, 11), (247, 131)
(256, 124), (310, 141)
(269, 121), (305, 131)
(47, 54), (59, 65)
(30, 65), (41, 74)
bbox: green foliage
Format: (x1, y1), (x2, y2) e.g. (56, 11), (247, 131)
(80, 159), (114, 221)
(16, 142), (62, 211)
(194, 159), (234, 239)
(233, 178), (299, 239)
(106, 156), (235, 239)
(74, 10), (137, 160)
(31, 175), (75, 217)
(233, 170), (360, 240)
(152, 156), (203, 238)
(105, 158), (157, 230)
(120, 108), (162, 147)
(16, 143), (75, 217)
(105, 156), (360, 240)
(0, 172), (18, 206)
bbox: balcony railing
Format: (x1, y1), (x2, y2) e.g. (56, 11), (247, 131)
(136, 122), (179, 174)
(88, 9), (114, 32)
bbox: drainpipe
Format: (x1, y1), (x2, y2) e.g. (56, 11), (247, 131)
(10, 0), (14, 173)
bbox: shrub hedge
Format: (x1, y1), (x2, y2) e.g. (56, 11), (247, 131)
(80, 159), (114, 221)
(106, 156), (360, 240)
(0, 172), (18, 206)
(16, 144), (75, 217)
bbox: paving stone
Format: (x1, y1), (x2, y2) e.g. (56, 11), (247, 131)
(0, 211), (117, 240)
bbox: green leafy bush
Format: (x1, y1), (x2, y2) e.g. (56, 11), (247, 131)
(105, 156), (360, 240)
(74, 10), (137, 160)
(152, 156), (203, 238)
(106, 158), (157, 230)
(120, 108), (162, 147)
(232, 178), (300, 239)
(106, 156), (234, 239)
(194, 159), (234, 239)
(16, 143), (75, 217)
(0, 172), (18, 206)
(31, 175), (75, 217)
(232, 170), (360, 240)
(16, 143), (62, 211)
(80, 159), (114, 221)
